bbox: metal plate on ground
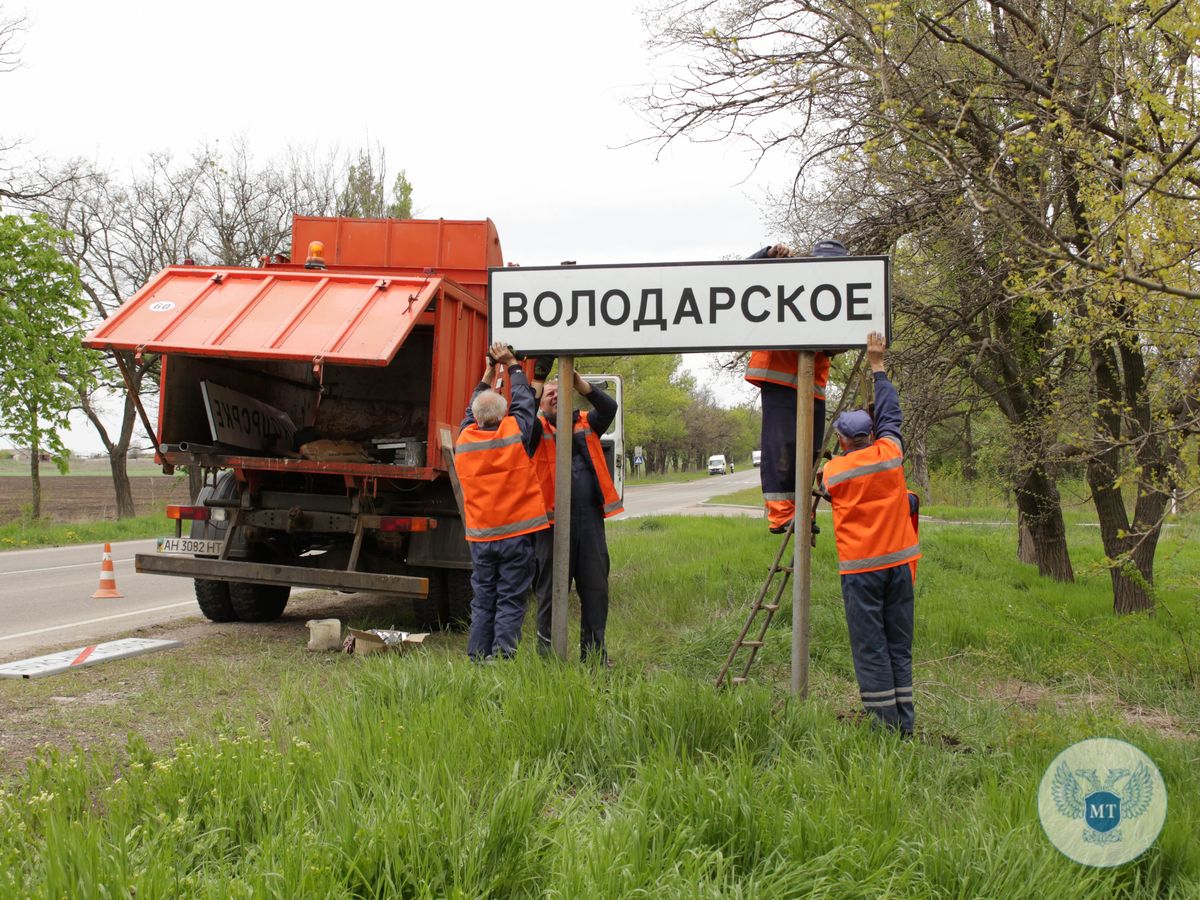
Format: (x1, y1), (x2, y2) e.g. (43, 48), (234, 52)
(0, 638), (183, 680)
(157, 536), (224, 555)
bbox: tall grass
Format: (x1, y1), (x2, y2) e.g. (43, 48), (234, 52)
(1, 514), (1198, 896)
(0, 513), (172, 549)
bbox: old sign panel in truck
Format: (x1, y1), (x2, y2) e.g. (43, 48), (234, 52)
(84, 216), (527, 626)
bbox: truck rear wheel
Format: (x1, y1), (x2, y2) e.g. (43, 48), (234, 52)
(228, 582), (290, 622)
(195, 579), (237, 622)
(444, 570), (473, 629)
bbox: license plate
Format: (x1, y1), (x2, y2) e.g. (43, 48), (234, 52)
(157, 536), (224, 556)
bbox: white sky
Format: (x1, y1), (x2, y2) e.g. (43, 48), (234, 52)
(5, 0), (785, 453)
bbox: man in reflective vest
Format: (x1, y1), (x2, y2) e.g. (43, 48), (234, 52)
(454, 342), (549, 660)
(821, 331), (921, 734)
(530, 367), (622, 663)
(744, 239), (846, 533)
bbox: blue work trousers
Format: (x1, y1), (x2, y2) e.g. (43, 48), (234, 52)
(467, 533), (536, 659)
(841, 563), (914, 733)
(534, 504), (610, 662)
(761, 384), (826, 520)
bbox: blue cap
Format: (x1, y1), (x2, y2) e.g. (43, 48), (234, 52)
(812, 239), (848, 257)
(833, 409), (873, 438)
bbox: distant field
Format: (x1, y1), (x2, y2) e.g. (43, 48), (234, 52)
(0, 457), (166, 477)
(0, 473), (189, 524)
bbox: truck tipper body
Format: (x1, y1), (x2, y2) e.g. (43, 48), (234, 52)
(84, 215), (548, 626)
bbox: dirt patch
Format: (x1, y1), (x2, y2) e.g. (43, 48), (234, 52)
(987, 677), (1196, 741)
(0, 475), (190, 523)
(0, 589), (458, 781)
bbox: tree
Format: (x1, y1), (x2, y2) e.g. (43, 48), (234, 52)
(337, 148), (414, 219)
(0, 213), (95, 517)
(645, 0), (1200, 610)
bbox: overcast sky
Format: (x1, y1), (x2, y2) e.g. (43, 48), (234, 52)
(5, 0), (794, 452)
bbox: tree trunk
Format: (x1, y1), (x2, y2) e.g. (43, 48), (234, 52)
(109, 454), (136, 519)
(1016, 513), (1038, 565)
(29, 451), (41, 520)
(109, 391), (139, 518)
(1087, 456), (1156, 614)
(1013, 464), (1074, 581)
(962, 413), (977, 480)
(909, 433), (931, 495)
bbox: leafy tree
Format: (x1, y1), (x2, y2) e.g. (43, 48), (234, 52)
(645, 0), (1200, 610)
(0, 213), (95, 517)
(337, 149), (414, 219)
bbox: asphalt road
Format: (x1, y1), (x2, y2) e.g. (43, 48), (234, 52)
(0, 471), (762, 661)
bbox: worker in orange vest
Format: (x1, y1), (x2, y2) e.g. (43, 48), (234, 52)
(744, 239), (846, 533)
(530, 365), (622, 663)
(820, 331), (921, 734)
(454, 342), (549, 660)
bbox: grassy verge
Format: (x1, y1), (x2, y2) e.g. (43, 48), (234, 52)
(0, 514), (172, 549)
(1, 516), (1197, 895)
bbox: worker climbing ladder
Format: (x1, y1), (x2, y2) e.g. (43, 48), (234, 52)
(716, 351), (869, 689)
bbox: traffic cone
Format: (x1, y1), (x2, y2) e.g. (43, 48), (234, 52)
(92, 542), (123, 599)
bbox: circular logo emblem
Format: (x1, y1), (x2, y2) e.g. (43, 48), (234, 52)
(1038, 738), (1167, 867)
(148, 301), (176, 312)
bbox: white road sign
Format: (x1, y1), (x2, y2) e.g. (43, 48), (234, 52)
(0, 638), (183, 680)
(489, 256), (890, 355)
(201, 381), (296, 453)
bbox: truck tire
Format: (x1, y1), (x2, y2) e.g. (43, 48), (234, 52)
(408, 567), (448, 631)
(228, 582), (290, 622)
(444, 569), (473, 629)
(194, 579), (237, 622)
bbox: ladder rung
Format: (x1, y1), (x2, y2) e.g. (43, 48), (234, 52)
(775, 565), (793, 574)
(731, 677), (748, 685)
(739, 640), (764, 648)
(761, 604), (779, 612)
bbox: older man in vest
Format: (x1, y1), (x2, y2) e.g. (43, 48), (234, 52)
(530, 367), (622, 663)
(821, 331), (921, 734)
(454, 341), (549, 660)
(744, 239), (846, 533)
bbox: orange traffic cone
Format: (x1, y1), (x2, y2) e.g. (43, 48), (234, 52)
(92, 542), (123, 599)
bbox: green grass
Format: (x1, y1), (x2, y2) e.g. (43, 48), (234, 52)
(706, 485), (763, 507)
(0, 514), (172, 549)
(1, 515), (1198, 895)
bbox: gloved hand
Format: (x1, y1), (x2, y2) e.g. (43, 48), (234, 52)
(533, 355), (555, 381)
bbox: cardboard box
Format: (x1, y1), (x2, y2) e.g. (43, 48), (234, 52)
(346, 628), (429, 656)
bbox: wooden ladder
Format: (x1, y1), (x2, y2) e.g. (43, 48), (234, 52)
(714, 518), (796, 688)
(715, 350), (870, 689)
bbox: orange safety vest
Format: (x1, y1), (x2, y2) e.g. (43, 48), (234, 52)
(454, 416), (550, 542)
(533, 411), (624, 520)
(745, 351), (830, 400)
(823, 436), (921, 574)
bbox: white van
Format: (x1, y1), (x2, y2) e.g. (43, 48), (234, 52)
(708, 454), (728, 475)
(752, 449), (762, 467)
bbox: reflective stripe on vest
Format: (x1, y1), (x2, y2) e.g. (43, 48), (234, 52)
(745, 350), (829, 399)
(454, 416), (549, 542)
(824, 438), (921, 574)
(533, 410), (624, 518)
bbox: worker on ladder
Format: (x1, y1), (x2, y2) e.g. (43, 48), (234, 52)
(745, 239), (848, 533)
(820, 331), (921, 735)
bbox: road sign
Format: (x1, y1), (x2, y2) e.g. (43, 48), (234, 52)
(489, 256), (890, 355)
(0, 638), (182, 679)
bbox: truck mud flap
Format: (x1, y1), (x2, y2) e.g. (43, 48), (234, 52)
(135, 555), (428, 598)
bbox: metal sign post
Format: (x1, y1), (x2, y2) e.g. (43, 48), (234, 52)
(551, 356), (574, 660)
(792, 352), (816, 697)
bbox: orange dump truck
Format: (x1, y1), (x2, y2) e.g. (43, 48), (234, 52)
(84, 216), (511, 625)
